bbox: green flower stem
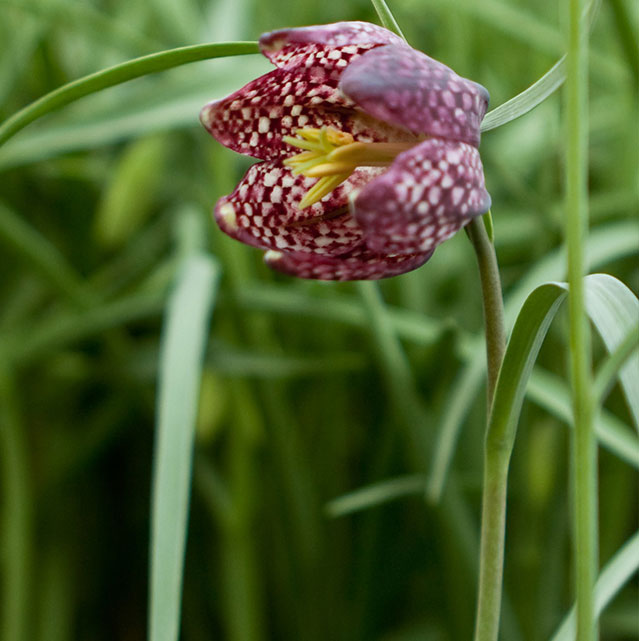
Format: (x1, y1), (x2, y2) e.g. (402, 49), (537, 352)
(466, 214), (506, 413)
(466, 214), (507, 641)
(0, 41), (259, 148)
(566, 0), (597, 638)
(474, 450), (510, 641)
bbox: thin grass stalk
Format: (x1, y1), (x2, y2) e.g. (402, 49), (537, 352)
(565, 0), (597, 638)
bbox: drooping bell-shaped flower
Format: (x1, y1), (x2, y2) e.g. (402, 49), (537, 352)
(200, 21), (491, 280)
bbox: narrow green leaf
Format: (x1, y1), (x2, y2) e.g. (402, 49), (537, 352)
(583, 274), (639, 431)
(0, 60), (268, 169)
(208, 343), (365, 377)
(481, 57), (565, 132)
(148, 253), (219, 641)
(426, 222), (638, 502)
(480, 0), (605, 132)
(608, 0), (639, 88)
(486, 283), (567, 455)
(370, 0), (406, 39)
(0, 41), (259, 147)
(548, 531), (639, 641)
(504, 222), (639, 328)
(593, 327), (639, 407)
(325, 475), (424, 518)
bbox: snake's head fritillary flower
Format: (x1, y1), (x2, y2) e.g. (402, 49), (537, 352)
(200, 21), (491, 280)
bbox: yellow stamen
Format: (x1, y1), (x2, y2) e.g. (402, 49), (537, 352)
(305, 160), (392, 177)
(298, 174), (351, 210)
(283, 126), (420, 209)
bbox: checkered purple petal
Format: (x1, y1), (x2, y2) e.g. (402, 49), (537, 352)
(353, 139), (490, 255)
(215, 162), (388, 256)
(200, 48), (415, 161)
(264, 244), (433, 280)
(259, 21), (404, 69)
(340, 44), (489, 146)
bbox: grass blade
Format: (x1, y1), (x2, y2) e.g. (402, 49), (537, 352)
(482, 57), (565, 132)
(149, 253), (220, 641)
(370, 0), (406, 39)
(548, 531), (639, 641)
(0, 41), (259, 147)
(584, 274), (639, 430)
(325, 475), (424, 518)
(486, 283), (568, 466)
(593, 327), (639, 407)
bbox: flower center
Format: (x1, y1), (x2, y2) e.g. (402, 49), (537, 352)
(283, 126), (417, 209)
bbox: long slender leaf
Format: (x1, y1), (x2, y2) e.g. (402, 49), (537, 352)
(0, 42), (259, 147)
(325, 475), (424, 518)
(583, 274), (639, 431)
(486, 283), (567, 454)
(548, 531), (639, 641)
(426, 222), (639, 502)
(481, 57), (565, 132)
(0, 60), (269, 169)
(370, 0), (406, 39)
(148, 253), (219, 641)
(593, 327), (639, 406)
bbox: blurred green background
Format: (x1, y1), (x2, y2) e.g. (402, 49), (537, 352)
(0, 0), (637, 639)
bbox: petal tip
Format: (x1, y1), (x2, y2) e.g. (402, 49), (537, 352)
(264, 249), (283, 263)
(215, 202), (238, 232)
(199, 99), (220, 132)
(259, 32), (288, 54)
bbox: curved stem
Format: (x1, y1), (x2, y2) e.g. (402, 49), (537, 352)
(0, 41), (259, 147)
(466, 214), (506, 414)
(466, 214), (508, 641)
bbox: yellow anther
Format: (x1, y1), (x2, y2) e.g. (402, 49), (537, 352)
(298, 174), (351, 210)
(282, 126), (418, 209)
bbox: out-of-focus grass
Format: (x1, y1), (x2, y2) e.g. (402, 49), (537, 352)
(0, 0), (637, 640)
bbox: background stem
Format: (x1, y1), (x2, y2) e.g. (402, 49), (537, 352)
(566, 0), (597, 638)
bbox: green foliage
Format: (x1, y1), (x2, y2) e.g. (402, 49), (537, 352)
(0, 0), (637, 640)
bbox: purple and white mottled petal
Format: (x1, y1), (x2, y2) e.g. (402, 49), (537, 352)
(265, 245), (434, 280)
(215, 163), (386, 255)
(200, 62), (415, 161)
(259, 21), (403, 69)
(340, 44), (489, 146)
(354, 139), (491, 255)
